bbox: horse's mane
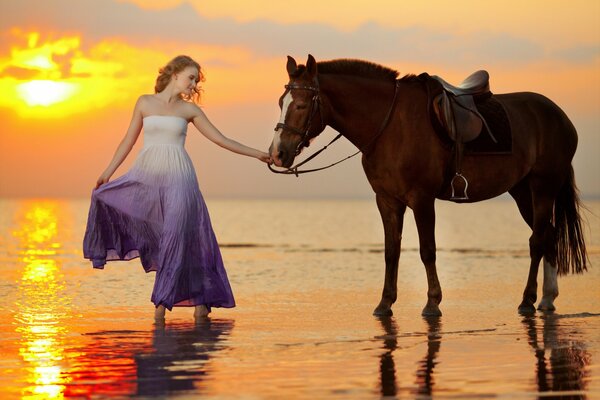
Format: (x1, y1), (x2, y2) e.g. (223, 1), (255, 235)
(291, 59), (419, 83)
(316, 59), (399, 81)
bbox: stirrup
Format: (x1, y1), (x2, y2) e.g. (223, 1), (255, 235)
(450, 173), (469, 200)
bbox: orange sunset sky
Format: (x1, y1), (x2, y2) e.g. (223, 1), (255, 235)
(0, 0), (599, 198)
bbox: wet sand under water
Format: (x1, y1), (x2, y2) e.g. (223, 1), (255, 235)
(0, 198), (599, 399)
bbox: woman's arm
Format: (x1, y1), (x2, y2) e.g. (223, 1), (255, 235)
(95, 96), (145, 188)
(191, 107), (271, 163)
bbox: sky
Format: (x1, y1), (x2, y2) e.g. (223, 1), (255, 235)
(0, 0), (599, 199)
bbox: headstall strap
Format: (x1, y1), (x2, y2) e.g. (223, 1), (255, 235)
(275, 80), (324, 155)
(270, 79), (400, 176)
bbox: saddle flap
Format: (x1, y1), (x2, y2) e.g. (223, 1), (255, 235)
(433, 92), (482, 143)
(452, 95), (482, 142)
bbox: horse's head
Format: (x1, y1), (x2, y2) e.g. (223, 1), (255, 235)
(269, 54), (326, 168)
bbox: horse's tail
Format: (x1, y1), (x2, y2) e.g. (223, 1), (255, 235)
(555, 165), (589, 275)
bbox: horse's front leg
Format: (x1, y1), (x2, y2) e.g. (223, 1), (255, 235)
(413, 198), (442, 316)
(373, 194), (406, 316)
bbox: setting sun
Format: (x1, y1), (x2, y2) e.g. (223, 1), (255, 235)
(0, 31), (162, 118)
(17, 80), (78, 106)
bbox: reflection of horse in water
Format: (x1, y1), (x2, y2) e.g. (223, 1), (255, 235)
(270, 55), (589, 317)
(415, 317), (442, 396)
(378, 315), (592, 397)
(378, 317), (398, 396)
(135, 319), (234, 396)
(521, 314), (591, 396)
(377, 316), (441, 397)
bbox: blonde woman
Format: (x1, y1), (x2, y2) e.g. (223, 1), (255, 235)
(83, 55), (271, 321)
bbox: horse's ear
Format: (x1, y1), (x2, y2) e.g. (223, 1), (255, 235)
(286, 56), (298, 76)
(306, 54), (317, 78)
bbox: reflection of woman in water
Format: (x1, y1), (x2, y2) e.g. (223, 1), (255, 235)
(135, 319), (235, 396)
(83, 55), (271, 320)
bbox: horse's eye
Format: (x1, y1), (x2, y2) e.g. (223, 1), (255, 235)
(296, 104), (307, 110)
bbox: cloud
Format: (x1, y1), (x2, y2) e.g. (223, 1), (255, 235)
(1, 0), (592, 68)
(0, 65), (39, 79)
(553, 45), (600, 64)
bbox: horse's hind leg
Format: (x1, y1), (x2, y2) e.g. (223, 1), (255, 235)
(519, 182), (557, 314)
(510, 179), (559, 313)
(538, 259), (558, 311)
(373, 194), (407, 316)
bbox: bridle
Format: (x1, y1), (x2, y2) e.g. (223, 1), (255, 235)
(269, 79), (401, 176)
(274, 82), (325, 156)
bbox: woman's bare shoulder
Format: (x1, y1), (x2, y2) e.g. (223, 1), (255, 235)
(181, 101), (206, 119)
(132, 94), (154, 110)
(137, 94), (156, 106)
(135, 94), (163, 117)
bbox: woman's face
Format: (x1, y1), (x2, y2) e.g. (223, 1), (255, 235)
(174, 66), (199, 95)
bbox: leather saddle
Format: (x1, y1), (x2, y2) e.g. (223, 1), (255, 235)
(431, 70), (497, 144)
(428, 70), (497, 201)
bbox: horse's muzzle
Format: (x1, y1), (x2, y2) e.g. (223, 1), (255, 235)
(268, 143), (283, 167)
(270, 143), (297, 168)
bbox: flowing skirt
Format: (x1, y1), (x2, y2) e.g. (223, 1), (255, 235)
(83, 144), (235, 310)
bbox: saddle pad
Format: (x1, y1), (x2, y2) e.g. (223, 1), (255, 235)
(465, 96), (512, 154)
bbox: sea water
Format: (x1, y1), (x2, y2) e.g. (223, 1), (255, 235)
(0, 198), (598, 399)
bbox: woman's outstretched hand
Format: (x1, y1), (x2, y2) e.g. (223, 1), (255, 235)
(95, 171), (112, 189)
(257, 152), (273, 164)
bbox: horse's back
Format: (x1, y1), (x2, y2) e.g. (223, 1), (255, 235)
(495, 91), (576, 132)
(494, 91), (578, 161)
(496, 91), (568, 112)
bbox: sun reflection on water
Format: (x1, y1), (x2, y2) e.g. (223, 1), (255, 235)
(12, 201), (74, 399)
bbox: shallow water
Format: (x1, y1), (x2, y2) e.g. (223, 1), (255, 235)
(0, 198), (598, 399)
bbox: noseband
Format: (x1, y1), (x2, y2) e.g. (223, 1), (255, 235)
(274, 82), (325, 155)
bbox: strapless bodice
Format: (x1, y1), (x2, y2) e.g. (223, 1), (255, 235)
(142, 115), (188, 148)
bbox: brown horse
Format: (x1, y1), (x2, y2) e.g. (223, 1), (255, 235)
(269, 55), (588, 316)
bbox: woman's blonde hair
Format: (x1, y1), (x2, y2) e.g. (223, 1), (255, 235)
(154, 55), (205, 103)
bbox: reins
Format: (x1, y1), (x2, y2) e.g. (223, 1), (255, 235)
(268, 79), (401, 177)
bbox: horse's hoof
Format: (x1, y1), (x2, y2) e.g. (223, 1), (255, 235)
(373, 305), (393, 316)
(518, 302), (536, 315)
(537, 298), (556, 312)
(422, 305), (442, 317)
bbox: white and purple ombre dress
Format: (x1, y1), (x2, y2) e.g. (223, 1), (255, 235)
(83, 115), (235, 311)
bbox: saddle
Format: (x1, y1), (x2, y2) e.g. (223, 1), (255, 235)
(431, 70), (496, 144)
(430, 70), (497, 200)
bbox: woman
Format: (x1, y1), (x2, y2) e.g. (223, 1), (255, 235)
(83, 55), (271, 321)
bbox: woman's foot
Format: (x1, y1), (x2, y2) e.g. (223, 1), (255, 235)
(194, 305), (210, 319)
(154, 305), (166, 320)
